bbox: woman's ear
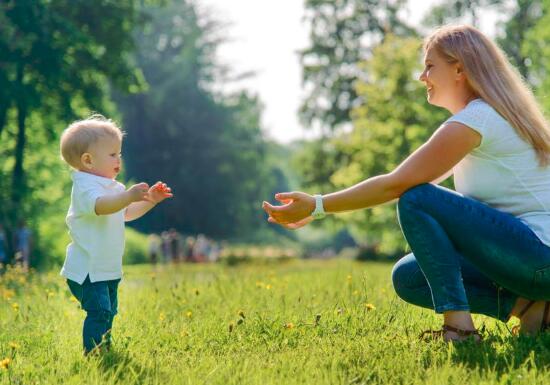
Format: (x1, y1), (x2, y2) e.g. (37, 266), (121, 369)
(81, 153), (93, 169)
(455, 63), (466, 80)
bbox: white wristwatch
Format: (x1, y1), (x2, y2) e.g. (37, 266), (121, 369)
(311, 194), (326, 220)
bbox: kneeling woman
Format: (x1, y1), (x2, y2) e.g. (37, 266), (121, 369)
(263, 25), (550, 342)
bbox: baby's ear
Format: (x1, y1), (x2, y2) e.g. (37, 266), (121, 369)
(80, 152), (93, 169)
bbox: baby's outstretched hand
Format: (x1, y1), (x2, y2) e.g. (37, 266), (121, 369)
(147, 181), (174, 204)
(127, 182), (150, 202)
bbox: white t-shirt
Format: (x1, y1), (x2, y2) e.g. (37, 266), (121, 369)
(60, 171), (126, 283)
(448, 98), (550, 246)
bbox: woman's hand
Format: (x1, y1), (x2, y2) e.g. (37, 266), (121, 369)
(262, 192), (316, 229)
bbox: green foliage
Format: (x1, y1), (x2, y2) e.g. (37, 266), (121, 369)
(116, 0), (285, 240)
(299, 0), (415, 131)
(123, 228), (149, 265)
(421, 0), (505, 29)
(521, 0), (550, 112)
(0, 0), (149, 263)
(2, 260), (550, 384)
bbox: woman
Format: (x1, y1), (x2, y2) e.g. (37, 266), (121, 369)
(263, 25), (550, 342)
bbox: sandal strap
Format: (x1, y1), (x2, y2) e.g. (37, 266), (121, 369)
(419, 324), (481, 340)
(518, 300), (536, 318)
(442, 324), (481, 337)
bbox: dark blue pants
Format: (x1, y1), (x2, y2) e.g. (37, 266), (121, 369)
(392, 183), (550, 322)
(67, 276), (120, 353)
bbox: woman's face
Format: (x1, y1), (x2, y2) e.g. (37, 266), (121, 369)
(419, 48), (465, 112)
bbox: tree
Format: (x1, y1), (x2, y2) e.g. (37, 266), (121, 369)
(116, 0), (279, 239)
(0, 0), (147, 261)
(299, 0), (415, 132)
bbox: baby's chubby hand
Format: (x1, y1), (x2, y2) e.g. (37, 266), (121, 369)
(126, 182), (150, 202)
(146, 181), (174, 204)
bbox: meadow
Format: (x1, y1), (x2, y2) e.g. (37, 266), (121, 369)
(1, 259), (549, 385)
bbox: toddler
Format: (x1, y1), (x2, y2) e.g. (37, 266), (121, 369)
(59, 114), (172, 354)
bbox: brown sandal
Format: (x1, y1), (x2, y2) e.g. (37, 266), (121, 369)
(419, 324), (482, 342)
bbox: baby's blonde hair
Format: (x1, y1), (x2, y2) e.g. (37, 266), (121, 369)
(424, 25), (550, 166)
(60, 114), (124, 169)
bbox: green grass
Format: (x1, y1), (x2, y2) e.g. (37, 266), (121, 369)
(1, 259), (549, 385)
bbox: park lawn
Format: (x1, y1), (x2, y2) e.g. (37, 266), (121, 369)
(1, 259), (549, 385)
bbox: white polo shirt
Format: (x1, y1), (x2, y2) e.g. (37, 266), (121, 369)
(60, 171), (126, 284)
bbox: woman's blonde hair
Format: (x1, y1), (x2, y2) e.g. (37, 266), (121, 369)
(60, 114), (124, 169)
(424, 24), (550, 166)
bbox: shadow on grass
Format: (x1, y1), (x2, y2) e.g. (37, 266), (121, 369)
(451, 331), (550, 373)
(97, 349), (154, 384)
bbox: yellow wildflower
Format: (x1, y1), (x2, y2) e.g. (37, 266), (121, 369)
(8, 342), (19, 350)
(0, 358), (10, 370)
(347, 275), (352, 282)
(365, 303), (376, 311)
(11, 303), (19, 312)
(265, 284), (272, 290)
(159, 312), (166, 321)
(186, 311), (192, 318)
(284, 322), (294, 329)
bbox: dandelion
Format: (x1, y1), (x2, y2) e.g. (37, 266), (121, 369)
(1, 289), (15, 300)
(159, 312), (166, 321)
(11, 303), (19, 312)
(365, 303), (376, 311)
(284, 322), (294, 329)
(0, 358), (10, 370)
(8, 342), (19, 350)
(265, 284), (272, 290)
(186, 311), (192, 318)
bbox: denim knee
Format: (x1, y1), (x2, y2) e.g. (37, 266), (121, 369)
(391, 254), (416, 300)
(398, 183), (433, 209)
(87, 308), (112, 323)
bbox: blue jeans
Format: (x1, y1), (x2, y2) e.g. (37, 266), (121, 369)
(67, 276), (120, 353)
(392, 183), (550, 322)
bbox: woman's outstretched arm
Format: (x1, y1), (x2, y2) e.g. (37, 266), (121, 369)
(263, 121), (481, 227)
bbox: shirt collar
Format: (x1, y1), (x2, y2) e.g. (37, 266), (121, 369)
(72, 171), (119, 188)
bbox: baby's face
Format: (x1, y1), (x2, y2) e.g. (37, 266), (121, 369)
(83, 136), (122, 179)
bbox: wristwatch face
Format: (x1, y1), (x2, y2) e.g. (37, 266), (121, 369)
(312, 212), (326, 219)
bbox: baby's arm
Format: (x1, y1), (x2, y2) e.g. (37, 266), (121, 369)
(125, 181), (173, 221)
(95, 183), (150, 215)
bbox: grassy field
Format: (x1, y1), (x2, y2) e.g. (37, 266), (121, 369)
(1, 259), (549, 385)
